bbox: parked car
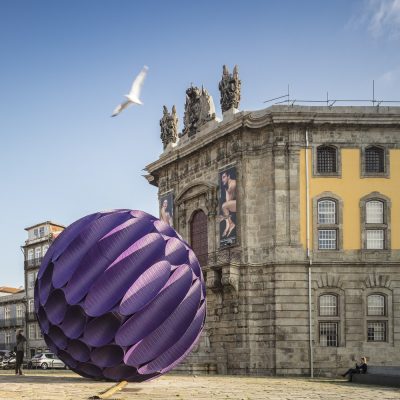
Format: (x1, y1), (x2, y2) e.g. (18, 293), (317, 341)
(27, 353), (66, 370)
(0, 351), (15, 370)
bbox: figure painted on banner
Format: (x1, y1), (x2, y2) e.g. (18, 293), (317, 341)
(220, 171), (236, 237)
(160, 198), (173, 226)
(15, 329), (26, 375)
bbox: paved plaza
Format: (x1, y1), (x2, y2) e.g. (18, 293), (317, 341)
(0, 371), (399, 400)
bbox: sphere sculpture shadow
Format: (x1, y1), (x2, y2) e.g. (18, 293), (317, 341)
(35, 209), (206, 382)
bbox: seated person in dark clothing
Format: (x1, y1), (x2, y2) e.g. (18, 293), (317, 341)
(342, 357), (368, 381)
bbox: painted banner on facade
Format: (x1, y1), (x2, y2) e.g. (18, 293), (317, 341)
(219, 166), (237, 246)
(159, 192), (174, 227)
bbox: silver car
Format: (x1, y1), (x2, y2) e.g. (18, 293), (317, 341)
(27, 353), (66, 370)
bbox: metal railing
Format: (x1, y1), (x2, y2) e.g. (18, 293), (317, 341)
(24, 258), (43, 269)
(0, 318), (25, 328)
(26, 312), (37, 322)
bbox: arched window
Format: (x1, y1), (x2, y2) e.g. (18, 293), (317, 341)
(190, 210), (208, 267)
(360, 194), (390, 250)
(318, 200), (336, 224)
(365, 146), (385, 173)
(319, 294), (338, 316)
(367, 293), (387, 342)
(316, 198), (339, 250)
(317, 145), (337, 173)
(317, 293), (341, 347)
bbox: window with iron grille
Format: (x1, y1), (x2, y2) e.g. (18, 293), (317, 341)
(367, 321), (386, 342)
(318, 200), (336, 224)
(190, 210), (208, 267)
(317, 146), (337, 173)
(367, 294), (385, 316)
(318, 229), (337, 250)
(365, 146), (384, 173)
(362, 196), (390, 250)
(366, 201), (384, 224)
(319, 294), (338, 316)
(366, 229), (384, 249)
(319, 322), (338, 347)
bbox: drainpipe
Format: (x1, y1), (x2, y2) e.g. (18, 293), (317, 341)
(305, 129), (314, 378)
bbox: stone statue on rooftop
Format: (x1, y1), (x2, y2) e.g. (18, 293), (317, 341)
(218, 65), (241, 112)
(160, 105), (178, 149)
(182, 86), (216, 137)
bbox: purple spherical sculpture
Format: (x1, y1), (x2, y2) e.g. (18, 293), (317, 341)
(35, 209), (206, 382)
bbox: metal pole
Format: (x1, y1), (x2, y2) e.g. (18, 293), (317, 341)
(305, 129), (314, 378)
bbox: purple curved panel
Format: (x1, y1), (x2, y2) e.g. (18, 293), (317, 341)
(43, 333), (59, 355)
(153, 219), (177, 238)
(66, 339), (90, 362)
(44, 289), (67, 325)
(37, 307), (50, 334)
(139, 302), (206, 374)
(165, 237), (188, 265)
(103, 364), (138, 381)
(60, 305), (86, 339)
(83, 312), (121, 347)
(115, 264), (192, 346)
(38, 262), (54, 306)
(47, 325), (68, 350)
(90, 345), (124, 368)
(84, 233), (165, 317)
(188, 249), (201, 277)
(119, 260), (171, 316)
(77, 362), (103, 379)
(124, 280), (201, 367)
(65, 217), (154, 305)
(37, 213), (101, 280)
(35, 209), (205, 382)
(52, 212), (132, 288)
(58, 350), (79, 369)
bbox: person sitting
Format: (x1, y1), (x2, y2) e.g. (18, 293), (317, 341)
(342, 357), (368, 381)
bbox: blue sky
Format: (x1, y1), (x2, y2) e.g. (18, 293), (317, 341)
(1, 0), (400, 287)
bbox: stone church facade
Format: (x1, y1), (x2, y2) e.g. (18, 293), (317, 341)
(145, 66), (400, 376)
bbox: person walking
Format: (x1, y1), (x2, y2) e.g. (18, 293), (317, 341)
(15, 329), (26, 375)
(342, 357), (368, 381)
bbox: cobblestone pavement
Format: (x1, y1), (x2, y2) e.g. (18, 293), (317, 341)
(0, 371), (399, 400)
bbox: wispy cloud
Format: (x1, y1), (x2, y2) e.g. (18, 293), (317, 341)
(365, 0), (400, 38)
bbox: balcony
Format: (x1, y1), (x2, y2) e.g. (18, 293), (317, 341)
(0, 342), (14, 351)
(26, 312), (37, 322)
(0, 318), (25, 328)
(24, 258), (43, 269)
(207, 248), (242, 267)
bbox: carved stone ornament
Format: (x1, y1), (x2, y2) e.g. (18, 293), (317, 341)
(182, 86), (216, 137)
(160, 105), (178, 149)
(218, 65), (241, 113)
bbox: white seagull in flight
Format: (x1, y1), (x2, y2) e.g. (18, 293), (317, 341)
(111, 65), (148, 117)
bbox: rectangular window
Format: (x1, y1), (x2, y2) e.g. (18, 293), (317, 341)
(28, 272), (35, 288)
(5, 331), (11, 344)
(319, 295), (338, 316)
(28, 299), (34, 313)
(29, 324), (36, 339)
(366, 201), (383, 224)
(34, 228), (39, 238)
(318, 229), (337, 250)
(35, 247), (41, 260)
(366, 230), (384, 249)
(319, 322), (338, 347)
(39, 227), (45, 237)
(367, 321), (386, 342)
(318, 201), (336, 224)
(4, 307), (10, 320)
(16, 305), (24, 318)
